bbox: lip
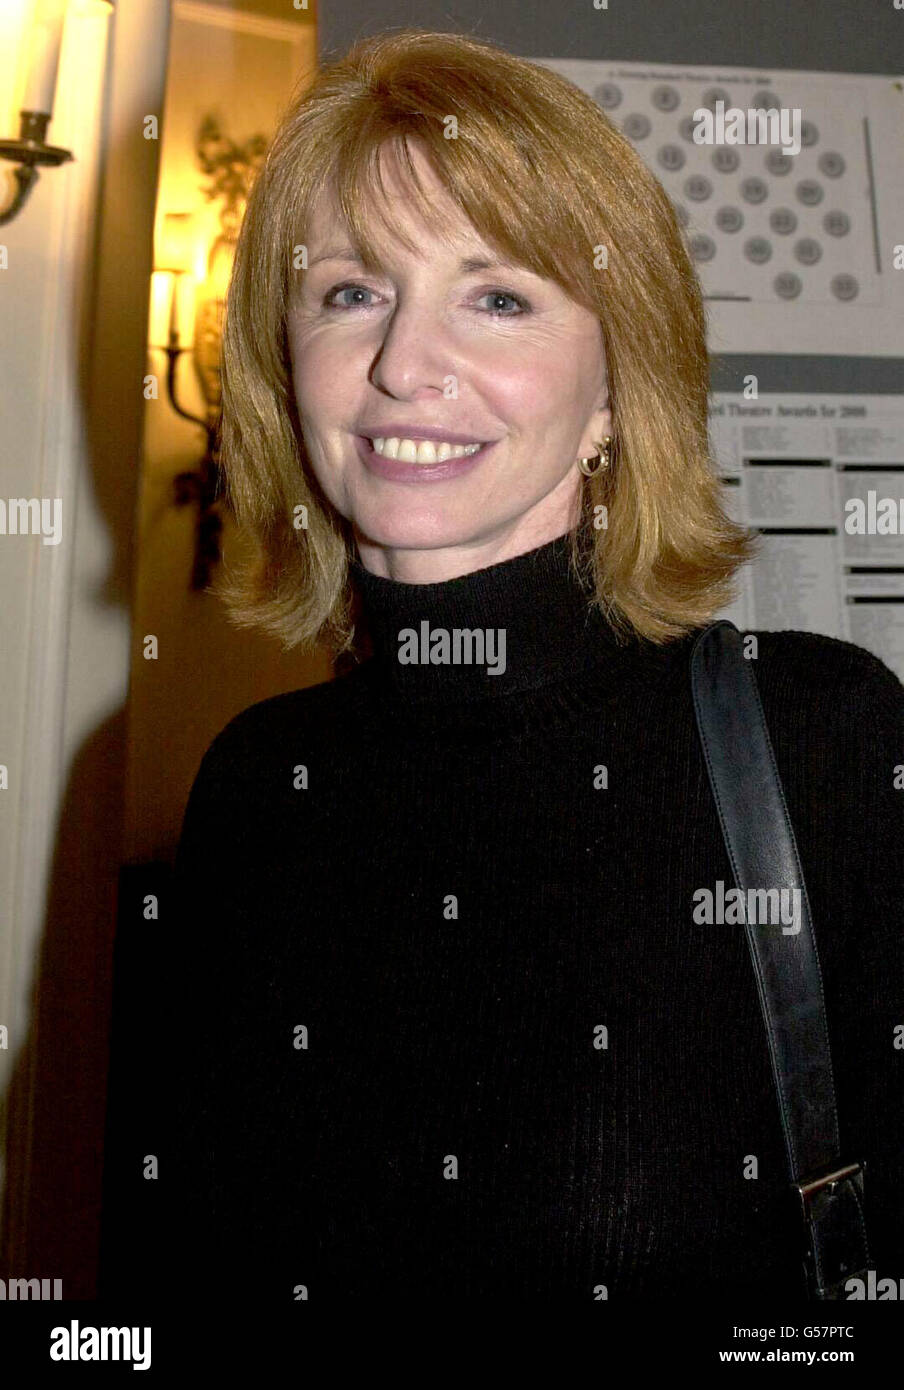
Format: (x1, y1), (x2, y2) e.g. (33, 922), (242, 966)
(354, 433), (497, 483)
(356, 423), (490, 446)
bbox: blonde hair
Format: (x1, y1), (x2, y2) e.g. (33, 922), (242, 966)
(216, 28), (755, 653)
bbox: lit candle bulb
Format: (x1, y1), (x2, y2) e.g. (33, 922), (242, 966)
(22, 0), (68, 116)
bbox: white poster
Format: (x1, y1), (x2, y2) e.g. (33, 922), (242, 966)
(710, 393), (904, 680)
(539, 58), (904, 356)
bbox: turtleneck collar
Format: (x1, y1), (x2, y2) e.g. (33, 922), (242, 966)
(349, 530), (661, 707)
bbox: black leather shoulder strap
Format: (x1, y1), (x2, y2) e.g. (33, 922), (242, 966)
(690, 619), (870, 1299)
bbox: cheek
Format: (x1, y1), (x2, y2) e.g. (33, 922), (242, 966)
(289, 327), (366, 424)
(480, 355), (592, 435)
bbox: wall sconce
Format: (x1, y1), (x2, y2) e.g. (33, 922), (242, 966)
(150, 211), (226, 592)
(148, 116), (266, 591)
(0, 1), (113, 224)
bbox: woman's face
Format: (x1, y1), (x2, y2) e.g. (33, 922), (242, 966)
(286, 142), (612, 581)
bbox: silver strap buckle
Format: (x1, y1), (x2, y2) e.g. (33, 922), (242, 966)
(795, 1161), (863, 1219)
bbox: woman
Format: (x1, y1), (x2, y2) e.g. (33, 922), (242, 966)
(167, 30), (903, 1302)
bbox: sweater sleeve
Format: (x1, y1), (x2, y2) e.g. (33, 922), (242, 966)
(842, 654), (904, 1274)
(753, 634), (904, 1277)
(163, 731), (253, 1289)
(158, 686), (343, 1299)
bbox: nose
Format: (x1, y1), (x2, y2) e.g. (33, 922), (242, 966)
(369, 296), (452, 400)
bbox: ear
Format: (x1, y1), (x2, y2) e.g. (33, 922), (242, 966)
(576, 393), (613, 462)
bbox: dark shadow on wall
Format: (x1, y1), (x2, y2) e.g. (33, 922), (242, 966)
(0, 708), (129, 1299)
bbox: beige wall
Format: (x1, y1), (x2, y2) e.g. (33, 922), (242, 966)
(0, 0), (171, 1298)
(0, 0), (320, 1300)
(125, 2), (324, 865)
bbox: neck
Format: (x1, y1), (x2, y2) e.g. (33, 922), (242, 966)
(350, 528), (639, 706)
(352, 478), (583, 583)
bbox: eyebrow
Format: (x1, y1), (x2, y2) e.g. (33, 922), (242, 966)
(306, 247), (523, 276)
(306, 247), (363, 268)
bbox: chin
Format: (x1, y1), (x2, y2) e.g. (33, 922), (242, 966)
(352, 506), (485, 553)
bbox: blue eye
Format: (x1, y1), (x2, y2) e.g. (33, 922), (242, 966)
(478, 290), (529, 316)
(326, 283), (376, 308)
(322, 282), (529, 315)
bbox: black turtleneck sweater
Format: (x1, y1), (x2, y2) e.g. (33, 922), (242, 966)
(165, 532), (904, 1302)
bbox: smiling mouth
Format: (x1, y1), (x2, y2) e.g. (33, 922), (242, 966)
(366, 436), (484, 463)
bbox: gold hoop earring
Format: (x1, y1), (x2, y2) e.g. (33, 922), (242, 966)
(578, 436), (612, 478)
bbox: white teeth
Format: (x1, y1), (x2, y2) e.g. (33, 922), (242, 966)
(369, 436), (482, 463)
